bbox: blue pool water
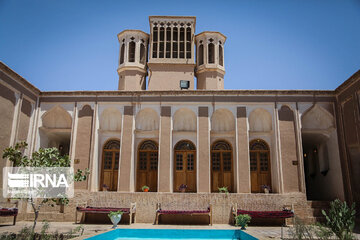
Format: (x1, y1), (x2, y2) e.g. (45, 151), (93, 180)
(86, 229), (258, 240)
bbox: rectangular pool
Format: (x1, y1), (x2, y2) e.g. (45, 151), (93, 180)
(86, 229), (258, 240)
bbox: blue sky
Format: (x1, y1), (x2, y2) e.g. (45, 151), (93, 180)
(0, 0), (359, 91)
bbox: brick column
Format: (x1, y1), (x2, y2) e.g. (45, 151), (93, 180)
(158, 106), (172, 192)
(118, 106), (134, 192)
(198, 107), (210, 193)
(294, 104), (306, 193)
(74, 105), (94, 190)
(278, 105), (300, 192)
(236, 107), (251, 193)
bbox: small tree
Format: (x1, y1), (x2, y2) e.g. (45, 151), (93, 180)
(3, 142), (89, 230)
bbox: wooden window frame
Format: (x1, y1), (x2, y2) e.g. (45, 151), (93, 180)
(173, 140), (197, 193)
(136, 140), (159, 192)
(249, 139), (271, 193)
(210, 140), (234, 193)
(100, 139), (120, 191)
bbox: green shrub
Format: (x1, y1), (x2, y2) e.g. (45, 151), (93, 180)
(322, 199), (356, 240)
(288, 217), (334, 240)
(288, 200), (356, 240)
(0, 222), (83, 240)
(287, 217), (315, 240)
(235, 214), (251, 230)
(218, 186), (229, 196)
(108, 210), (124, 218)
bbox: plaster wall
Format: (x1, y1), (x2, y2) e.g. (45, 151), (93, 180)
(17, 99), (32, 143)
(196, 71), (224, 90)
(147, 64), (195, 90)
(118, 70), (146, 91)
(0, 84), (16, 187)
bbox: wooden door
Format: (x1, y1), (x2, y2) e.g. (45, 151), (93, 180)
(100, 139), (120, 191)
(174, 140), (196, 192)
(250, 139), (271, 193)
(211, 140), (233, 192)
(136, 140), (158, 192)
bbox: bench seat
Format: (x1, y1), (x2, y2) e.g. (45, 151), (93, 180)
(236, 209), (294, 218)
(76, 206), (130, 214)
(155, 203), (212, 225)
(0, 201), (18, 225)
(75, 203), (136, 224)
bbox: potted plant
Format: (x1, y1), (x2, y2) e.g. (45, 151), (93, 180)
(102, 184), (109, 191)
(218, 186), (229, 196)
(261, 185), (271, 194)
(108, 210), (124, 228)
(142, 185), (150, 192)
(235, 214), (251, 230)
(179, 184), (187, 193)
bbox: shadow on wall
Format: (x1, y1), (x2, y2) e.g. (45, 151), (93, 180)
(301, 105), (344, 201)
(39, 105), (72, 155)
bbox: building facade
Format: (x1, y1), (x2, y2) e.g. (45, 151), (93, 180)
(0, 16), (359, 224)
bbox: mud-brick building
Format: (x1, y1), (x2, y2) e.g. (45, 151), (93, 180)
(0, 16), (359, 224)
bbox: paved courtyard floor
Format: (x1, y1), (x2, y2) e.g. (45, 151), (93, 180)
(0, 221), (359, 239)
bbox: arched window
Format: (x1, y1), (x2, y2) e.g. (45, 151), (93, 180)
(174, 140), (196, 192)
(41, 106), (72, 155)
(104, 139), (120, 149)
(172, 27), (178, 58)
(159, 27), (164, 58)
(186, 27), (191, 59)
(211, 140), (233, 192)
(249, 139), (271, 193)
(152, 26), (158, 58)
(140, 43), (146, 64)
(120, 43), (125, 64)
(166, 27), (171, 58)
(101, 139), (120, 191)
(179, 28), (185, 58)
(128, 41), (135, 62)
(219, 44), (223, 66)
(208, 43), (215, 64)
(198, 44), (204, 66)
(137, 140), (158, 192)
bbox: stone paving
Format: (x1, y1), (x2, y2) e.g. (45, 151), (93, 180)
(0, 221), (359, 239)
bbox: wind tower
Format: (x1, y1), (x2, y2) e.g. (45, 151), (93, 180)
(117, 30), (149, 90)
(195, 32), (226, 90)
(147, 16), (196, 90)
